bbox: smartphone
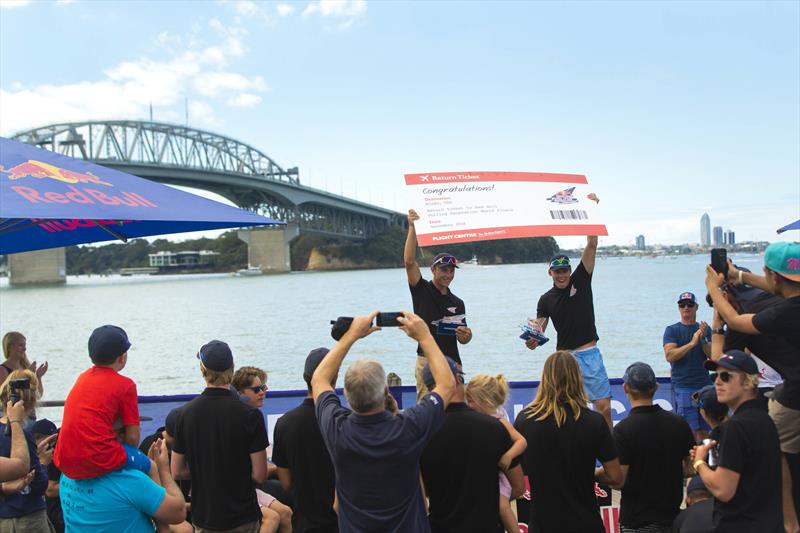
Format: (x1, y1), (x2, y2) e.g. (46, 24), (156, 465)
(376, 312), (403, 327)
(711, 248), (728, 279)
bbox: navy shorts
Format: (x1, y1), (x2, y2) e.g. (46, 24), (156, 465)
(672, 387), (710, 432)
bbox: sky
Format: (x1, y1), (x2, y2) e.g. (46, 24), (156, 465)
(1, 0), (798, 248)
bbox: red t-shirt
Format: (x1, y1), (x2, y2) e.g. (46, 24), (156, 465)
(54, 366), (139, 479)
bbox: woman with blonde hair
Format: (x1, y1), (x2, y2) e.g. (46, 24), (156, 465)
(466, 373), (527, 533)
(1, 332), (47, 396)
(0, 369), (50, 531)
(513, 351), (622, 533)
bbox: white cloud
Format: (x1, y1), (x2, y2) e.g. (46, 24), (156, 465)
(303, 0), (366, 28)
(234, 0), (259, 17)
(227, 93), (262, 107)
(55, 0), (76, 5)
(0, 18), (268, 135)
(276, 3), (294, 16)
(0, 0), (32, 8)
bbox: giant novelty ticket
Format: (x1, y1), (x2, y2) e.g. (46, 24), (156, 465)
(405, 171), (608, 246)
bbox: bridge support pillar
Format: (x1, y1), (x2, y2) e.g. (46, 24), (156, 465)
(238, 224), (299, 273)
(8, 248), (67, 286)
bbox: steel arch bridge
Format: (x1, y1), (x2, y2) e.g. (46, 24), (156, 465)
(11, 120), (404, 240)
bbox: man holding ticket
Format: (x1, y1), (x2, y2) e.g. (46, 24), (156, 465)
(526, 193), (613, 429)
(405, 209), (473, 401)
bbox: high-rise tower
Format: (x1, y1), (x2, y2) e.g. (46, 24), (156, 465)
(700, 213), (711, 247)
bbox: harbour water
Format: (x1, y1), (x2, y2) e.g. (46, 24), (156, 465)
(0, 254), (766, 403)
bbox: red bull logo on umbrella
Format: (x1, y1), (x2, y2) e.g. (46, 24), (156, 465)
(0, 160), (112, 186)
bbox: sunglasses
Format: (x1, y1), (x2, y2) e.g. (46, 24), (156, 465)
(678, 302), (696, 309)
(247, 384), (268, 393)
(711, 371), (734, 383)
(432, 256), (458, 267)
(550, 258), (570, 268)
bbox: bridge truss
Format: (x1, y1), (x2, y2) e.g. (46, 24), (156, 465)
(12, 121), (403, 239)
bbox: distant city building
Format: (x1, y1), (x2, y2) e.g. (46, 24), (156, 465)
(713, 226), (724, 246)
(700, 213), (711, 246)
(724, 230), (735, 246)
(635, 235), (646, 250)
(149, 250), (219, 269)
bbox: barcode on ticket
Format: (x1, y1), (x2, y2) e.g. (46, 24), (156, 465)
(549, 210), (588, 220)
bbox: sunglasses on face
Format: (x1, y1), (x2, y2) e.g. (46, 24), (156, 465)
(712, 371), (734, 383)
(247, 384), (268, 393)
(678, 302), (696, 309)
(432, 256), (458, 267)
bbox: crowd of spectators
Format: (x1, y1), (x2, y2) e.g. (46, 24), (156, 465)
(0, 240), (797, 533)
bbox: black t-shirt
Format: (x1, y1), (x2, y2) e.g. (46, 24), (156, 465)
(513, 405), (617, 533)
(272, 398), (338, 533)
(671, 498), (713, 533)
(536, 262), (599, 350)
(713, 399), (782, 533)
(420, 403), (515, 533)
(748, 294), (800, 408)
(316, 390), (445, 533)
(46, 462), (64, 533)
(172, 387), (269, 530)
(410, 277), (466, 363)
(613, 404), (695, 527)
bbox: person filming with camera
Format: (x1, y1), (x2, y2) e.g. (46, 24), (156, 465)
(0, 370), (49, 532)
(691, 350), (782, 533)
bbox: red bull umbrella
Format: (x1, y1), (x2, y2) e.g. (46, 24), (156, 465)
(0, 137), (283, 254)
(777, 219), (800, 234)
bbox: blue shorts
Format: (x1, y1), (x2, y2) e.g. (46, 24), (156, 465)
(121, 443), (152, 474)
(572, 346), (612, 401)
(672, 387), (710, 432)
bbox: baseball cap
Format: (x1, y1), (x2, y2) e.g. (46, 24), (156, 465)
(196, 340), (233, 371)
(764, 242), (800, 282)
(431, 253), (459, 269)
(30, 419), (57, 437)
(88, 325), (131, 363)
(691, 385), (728, 419)
(677, 292), (697, 304)
(622, 362), (657, 392)
(303, 347), (330, 383)
(548, 255), (571, 270)
(422, 357), (465, 389)
(704, 349), (759, 375)
(686, 475), (707, 494)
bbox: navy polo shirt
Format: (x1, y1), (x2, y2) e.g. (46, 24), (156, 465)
(315, 390), (445, 533)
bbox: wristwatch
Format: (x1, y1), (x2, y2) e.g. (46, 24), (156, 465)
(693, 459), (707, 472)
(712, 326), (726, 335)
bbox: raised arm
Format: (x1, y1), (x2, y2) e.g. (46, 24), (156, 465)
(0, 401), (30, 482)
(149, 439), (187, 525)
(580, 193), (600, 274)
(312, 312), (380, 402)
(727, 262), (771, 292)
(404, 209), (422, 287)
(705, 267), (759, 335)
(398, 311), (455, 407)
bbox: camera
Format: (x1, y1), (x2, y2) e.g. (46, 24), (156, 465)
(9, 378), (30, 404)
(376, 312), (403, 328)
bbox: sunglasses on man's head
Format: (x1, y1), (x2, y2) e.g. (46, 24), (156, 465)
(550, 258), (570, 268)
(678, 302), (696, 309)
(247, 384), (268, 393)
(711, 371), (734, 383)
(432, 256), (458, 267)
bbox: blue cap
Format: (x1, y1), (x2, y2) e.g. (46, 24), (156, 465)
(691, 385), (728, 419)
(422, 357), (464, 389)
(30, 419), (57, 437)
(623, 362), (657, 391)
(197, 340), (233, 371)
(704, 349), (759, 375)
(303, 347), (330, 383)
(677, 292), (697, 304)
(88, 325), (131, 363)
(548, 255), (571, 270)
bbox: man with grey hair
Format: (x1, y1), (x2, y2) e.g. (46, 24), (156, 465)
(312, 310), (456, 533)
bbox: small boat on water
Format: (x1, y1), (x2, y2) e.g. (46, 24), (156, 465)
(236, 265), (263, 276)
(460, 255), (479, 267)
